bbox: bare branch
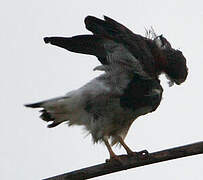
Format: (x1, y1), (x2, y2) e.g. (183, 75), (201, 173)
(43, 141), (203, 180)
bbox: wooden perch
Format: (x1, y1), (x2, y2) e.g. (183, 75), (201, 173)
(43, 141), (203, 180)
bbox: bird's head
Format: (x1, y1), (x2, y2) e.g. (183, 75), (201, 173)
(163, 48), (188, 85)
(153, 35), (188, 86)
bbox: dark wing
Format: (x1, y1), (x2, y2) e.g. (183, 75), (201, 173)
(44, 34), (149, 78)
(44, 16), (156, 76)
(44, 15), (132, 65)
(84, 15), (134, 40)
(84, 16), (157, 76)
(44, 35), (108, 65)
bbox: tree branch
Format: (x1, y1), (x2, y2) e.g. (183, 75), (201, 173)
(43, 141), (203, 180)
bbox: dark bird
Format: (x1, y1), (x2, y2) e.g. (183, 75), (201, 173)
(25, 16), (188, 160)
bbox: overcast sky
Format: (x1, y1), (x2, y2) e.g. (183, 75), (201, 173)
(1, 0), (203, 179)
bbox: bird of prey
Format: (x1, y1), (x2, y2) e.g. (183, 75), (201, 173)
(25, 16), (188, 160)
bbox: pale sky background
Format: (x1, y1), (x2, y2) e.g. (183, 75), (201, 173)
(1, 0), (203, 179)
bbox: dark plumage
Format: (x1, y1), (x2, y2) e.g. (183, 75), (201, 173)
(25, 16), (188, 159)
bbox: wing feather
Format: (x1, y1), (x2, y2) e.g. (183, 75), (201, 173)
(44, 16), (157, 77)
(85, 15), (134, 39)
(85, 16), (156, 76)
(44, 35), (108, 64)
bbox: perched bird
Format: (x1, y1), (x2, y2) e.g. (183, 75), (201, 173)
(25, 16), (188, 160)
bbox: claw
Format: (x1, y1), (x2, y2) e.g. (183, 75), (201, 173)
(128, 150), (149, 160)
(138, 150), (149, 156)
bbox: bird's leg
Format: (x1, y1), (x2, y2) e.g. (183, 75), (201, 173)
(117, 136), (134, 155)
(103, 137), (125, 164)
(103, 138), (118, 159)
(117, 136), (149, 158)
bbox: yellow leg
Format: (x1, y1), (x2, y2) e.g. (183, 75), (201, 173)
(103, 137), (117, 159)
(117, 136), (134, 155)
(117, 136), (149, 158)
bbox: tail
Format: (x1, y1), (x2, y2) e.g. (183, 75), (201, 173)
(25, 95), (85, 128)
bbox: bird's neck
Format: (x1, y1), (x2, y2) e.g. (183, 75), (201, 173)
(154, 50), (168, 75)
(147, 40), (168, 76)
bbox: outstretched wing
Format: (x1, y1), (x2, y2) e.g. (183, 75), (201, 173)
(44, 35), (109, 65)
(44, 35), (148, 77)
(44, 15), (157, 77)
(84, 16), (156, 76)
(84, 15), (135, 40)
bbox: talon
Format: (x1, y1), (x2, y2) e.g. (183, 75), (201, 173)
(138, 150), (149, 157)
(129, 150), (149, 159)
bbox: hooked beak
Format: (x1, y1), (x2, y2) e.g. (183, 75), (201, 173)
(174, 79), (185, 85)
